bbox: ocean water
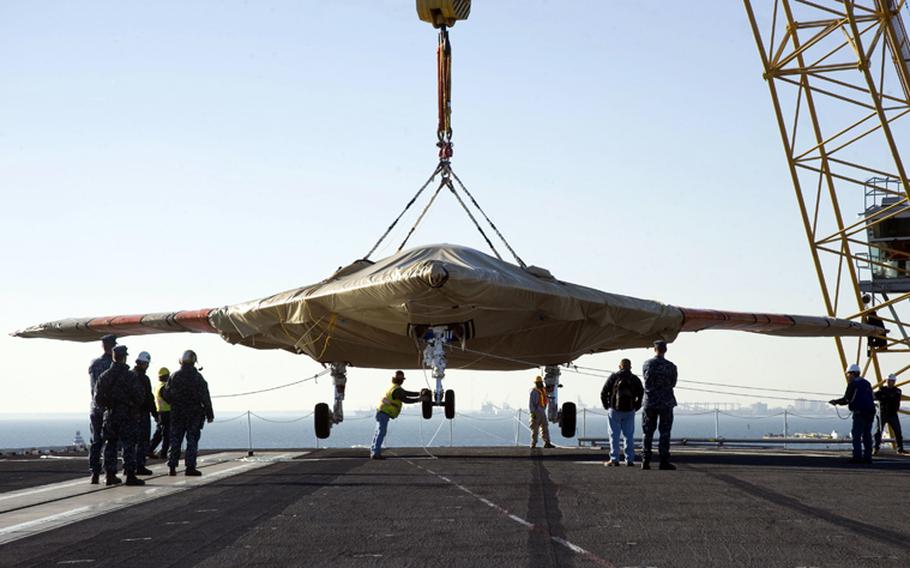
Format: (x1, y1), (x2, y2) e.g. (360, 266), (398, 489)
(0, 409), (859, 451)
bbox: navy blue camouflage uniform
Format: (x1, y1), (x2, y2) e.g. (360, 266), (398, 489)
(165, 365), (214, 470)
(94, 362), (144, 476)
(88, 353), (112, 475)
(133, 368), (158, 468)
(641, 356), (678, 462)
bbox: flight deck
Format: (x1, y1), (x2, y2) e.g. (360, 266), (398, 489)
(0, 447), (908, 567)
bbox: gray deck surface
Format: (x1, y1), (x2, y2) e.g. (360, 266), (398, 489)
(1, 447), (909, 568)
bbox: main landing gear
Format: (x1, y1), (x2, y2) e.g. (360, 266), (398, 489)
(420, 326), (456, 420)
(314, 362), (347, 439)
(544, 365), (576, 438)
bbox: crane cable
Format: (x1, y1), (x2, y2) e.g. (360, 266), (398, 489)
(364, 22), (526, 268)
(437, 26), (453, 160)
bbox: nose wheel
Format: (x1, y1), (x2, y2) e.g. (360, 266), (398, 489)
(421, 388), (456, 419)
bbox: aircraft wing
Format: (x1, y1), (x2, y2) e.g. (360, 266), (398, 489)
(676, 307), (878, 337)
(10, 245), (885, 370)
(11, 309), (218, 342)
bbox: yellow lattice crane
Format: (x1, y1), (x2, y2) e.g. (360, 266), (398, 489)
(743, 1), (910, 425)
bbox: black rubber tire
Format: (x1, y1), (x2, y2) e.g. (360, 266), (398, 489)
(422, 398), (433, 419)
(444, 389), (455, 419)
(560, 402), (577, 438)
(315, 403), (331, 439)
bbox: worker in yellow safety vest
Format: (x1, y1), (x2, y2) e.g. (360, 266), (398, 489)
(529, 376), (554, 449)
(148, 367), (172, 459)
(371, 370), (424, 459)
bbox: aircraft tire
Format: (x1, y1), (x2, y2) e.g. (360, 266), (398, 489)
(422, 398), (433, 419)
(444, 389), (455, 419)
(315, 403), (331, 439)
(560, 402), (576, 438)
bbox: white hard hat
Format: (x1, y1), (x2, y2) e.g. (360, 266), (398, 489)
(888, 373), (897, 382)
(136, 351), (151, 363)
(845, 363), (861, 374)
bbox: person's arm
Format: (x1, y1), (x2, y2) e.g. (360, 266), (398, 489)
(830, 382), (855, 406)
(393, 387), (422, 404)
(632, 375), (644, 409)
(601, 376), (614, 409)
(669, 362), (678, 388)
(529, 390), (537, 413)
(200, 379), (214, 422)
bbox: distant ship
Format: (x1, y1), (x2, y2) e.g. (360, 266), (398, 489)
(72, 431), (85, 449)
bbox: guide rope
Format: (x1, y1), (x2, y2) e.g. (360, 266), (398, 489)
(211, 369), (331, 399)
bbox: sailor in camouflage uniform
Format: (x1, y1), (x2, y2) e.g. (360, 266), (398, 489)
(94, 344), (146, 486)
(164, 350), (214, 476)
(641, 340), (678, 470)
(87, 334), (117, 484)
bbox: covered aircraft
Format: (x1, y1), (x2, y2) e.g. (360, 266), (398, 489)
(12, 243), (883, 439)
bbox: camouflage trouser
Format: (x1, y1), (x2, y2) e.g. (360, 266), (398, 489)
(103, 412), (137, 476)
(529, 411), (550, 446)
(89, 408), (104, 475)
(642, 407), (674, 460)
(169, 410), (204, 470)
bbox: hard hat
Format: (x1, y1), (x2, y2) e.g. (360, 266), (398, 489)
(534, 375), (544, 384)
(845, 363), (861, 374)
(112, 345), (128, 357)
(158, 367), (170, 378)
(101, 334), (117, 346)
(888, 373), (897, 382)
(136, 351), (151, 363)
(180, 350), (198, 366)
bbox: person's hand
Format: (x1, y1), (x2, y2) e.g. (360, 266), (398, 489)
(828, 399), (838, 406)
(207, 417), (214, 424)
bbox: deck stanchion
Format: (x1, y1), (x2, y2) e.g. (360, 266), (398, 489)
(714, 409), (720, 444)
(583, 408), (587, 438)
(247, 410), (254, 457)
(783, 410), (789, 450)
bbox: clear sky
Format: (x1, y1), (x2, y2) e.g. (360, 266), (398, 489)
(0, 1), (889, 414)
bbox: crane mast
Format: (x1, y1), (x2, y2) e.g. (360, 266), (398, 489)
(743, 0), (910, 404)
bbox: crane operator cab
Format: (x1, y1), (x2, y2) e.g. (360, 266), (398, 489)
(861, 177), (910, 294)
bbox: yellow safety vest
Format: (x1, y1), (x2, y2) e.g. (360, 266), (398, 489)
(535, 387), (547, 408)
(155, 382), (171, 413)
(377, 384), (403, 418)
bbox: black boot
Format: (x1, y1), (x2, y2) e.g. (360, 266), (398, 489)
(168, 466), (177, 476)
(641, 457), (651, 470)
(90, 473), (100, 485)
(136, 466), (154, 476)
(658, 457), (676, 470)
(125, 474), (146, 486)
(185, 468), (202, 477)
(105, 473), (122, 486)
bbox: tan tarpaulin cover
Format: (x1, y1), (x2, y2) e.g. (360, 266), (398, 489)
(13, 244), (881, 370)
(210, 244), (686, 370)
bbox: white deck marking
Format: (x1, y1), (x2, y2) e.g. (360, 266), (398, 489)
(401, 455), (615, 567)
(0, 451), (305, 545)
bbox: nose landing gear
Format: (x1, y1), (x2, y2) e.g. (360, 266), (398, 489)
(420, 326), (457, 420)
